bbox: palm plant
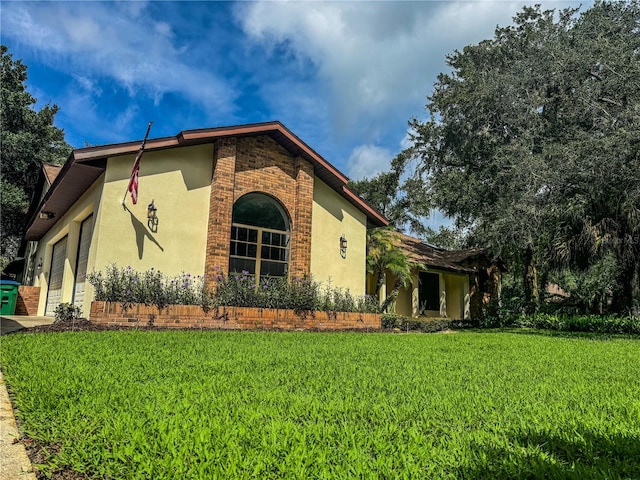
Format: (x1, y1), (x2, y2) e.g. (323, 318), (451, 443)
(367, 227), (420, 313)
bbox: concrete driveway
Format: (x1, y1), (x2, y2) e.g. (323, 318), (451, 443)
(0, 315), (54, 334)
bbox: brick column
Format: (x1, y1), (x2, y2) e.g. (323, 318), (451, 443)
(289, 157), (314, 278)
(205, 138), (237, 278)
(15, 286), (41, 316)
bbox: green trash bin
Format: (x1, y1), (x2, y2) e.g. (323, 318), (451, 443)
(0, 280), (20, 315)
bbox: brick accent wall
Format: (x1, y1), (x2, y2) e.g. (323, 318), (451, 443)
(205, 135), (314, 279)
(15, 286), (40, 316)
(290, 157), (314, 278)
(205, 138), (237, 277)
(90, 301), (380, 331)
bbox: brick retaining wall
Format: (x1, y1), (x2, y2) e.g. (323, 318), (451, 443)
(90, 301), (381, 331)
(15, 286), (40, 316)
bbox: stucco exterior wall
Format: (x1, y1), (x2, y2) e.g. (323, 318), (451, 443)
(444, 273), (469, 319)
(310, 178), (367, 293)
(33, 145), (213, 316)
(32, 177), (103, 316)
(93, 145), (213, 277)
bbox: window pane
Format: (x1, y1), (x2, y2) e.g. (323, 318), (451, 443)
(248, 229), (258, 243)
(230, 257), (256, 275)
(260, 261), (287, 277)
(247, 244), (257, 258)
(419, 272), (440, 311)
(238, 227), (248, 242)
(261, 246), (270, 259)
(270, 247), (281, 261)
(232, 193), (289, 230)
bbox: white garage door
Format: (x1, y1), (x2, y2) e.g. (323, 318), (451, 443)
(73, 215), (93, 311)
(45, 236), (67, 316)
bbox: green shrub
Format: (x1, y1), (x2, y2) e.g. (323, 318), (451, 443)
(54, 302), (82, 323)
(381, 314), (476, 332)
(88, 265), (380, 314)
(481, 310), (640, 335)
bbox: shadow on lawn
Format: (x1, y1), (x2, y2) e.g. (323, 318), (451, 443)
(459, 428), (640, 479)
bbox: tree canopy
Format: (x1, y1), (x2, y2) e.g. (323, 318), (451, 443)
(397, 1), (639, 313)
(0, 45), (71, 268)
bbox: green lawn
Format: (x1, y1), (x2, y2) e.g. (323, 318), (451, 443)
(1, 330), (639, 479)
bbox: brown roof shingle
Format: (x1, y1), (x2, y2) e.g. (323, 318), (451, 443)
(43, 163), (62, 185)
(395, 232), (480, 274)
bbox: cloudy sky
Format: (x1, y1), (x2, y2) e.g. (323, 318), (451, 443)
(3, 0), (585, 189)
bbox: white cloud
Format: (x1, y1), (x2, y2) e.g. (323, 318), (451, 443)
(2, 2), (235, 112)
(346, 144), (393, 181)
(72, 75), (102, 97)
(237, 1), (533, 138)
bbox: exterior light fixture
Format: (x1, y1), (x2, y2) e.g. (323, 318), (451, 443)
(147, 199), (158, 232)
(36, 258), (43, 270)
(340, 234), (347, 258)
(39, 211), (55, 220)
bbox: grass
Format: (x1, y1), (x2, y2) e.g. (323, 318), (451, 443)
(1, 330), (639, 479)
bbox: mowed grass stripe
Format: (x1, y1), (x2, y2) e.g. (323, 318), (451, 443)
(1, 331), (639, 479)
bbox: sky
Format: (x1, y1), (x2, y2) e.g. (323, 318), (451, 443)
(2, 0), (586, 226)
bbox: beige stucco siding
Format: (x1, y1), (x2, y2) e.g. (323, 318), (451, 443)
(444, 273), (468, 319)
(392, 272), (413, 317)
(33, 145), (213, 316)
(32, 177), (104, 316)
(93, 145), (213, 277)
(310, 177), (367, 293)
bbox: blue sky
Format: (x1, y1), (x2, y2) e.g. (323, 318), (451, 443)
(2, 0), (584, 226)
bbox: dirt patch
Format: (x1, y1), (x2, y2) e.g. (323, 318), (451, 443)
(16, 433), (88, 480)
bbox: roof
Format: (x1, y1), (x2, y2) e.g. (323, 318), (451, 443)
(43, 164), (62, 185)
(25, 121), (388, 240)
(395, 232), (504, 275)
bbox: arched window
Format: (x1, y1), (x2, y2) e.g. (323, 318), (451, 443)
(229, 193), (290, 279)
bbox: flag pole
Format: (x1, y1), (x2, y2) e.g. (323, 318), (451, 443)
(122, 121), (153, 205)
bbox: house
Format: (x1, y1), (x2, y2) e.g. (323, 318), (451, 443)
(21, 122), (388, 317)
(370, 232), (505, 320)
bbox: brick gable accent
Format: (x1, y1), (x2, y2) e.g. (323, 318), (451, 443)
(205, 135), (314, 279)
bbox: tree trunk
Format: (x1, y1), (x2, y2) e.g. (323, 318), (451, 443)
(381, 284), (402, 313)
(374, 269), (385, 297)
(522, 246), (539, 311)
(612, 258), (637, 314)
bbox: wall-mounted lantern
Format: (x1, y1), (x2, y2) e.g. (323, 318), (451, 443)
(340, 234), (348, 258)
(36, 258), (43, 271)
(147, 199), (158, 232)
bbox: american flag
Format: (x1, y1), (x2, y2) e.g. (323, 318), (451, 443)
(125, 122), (152, 205)
(127, 150), (143, 205)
